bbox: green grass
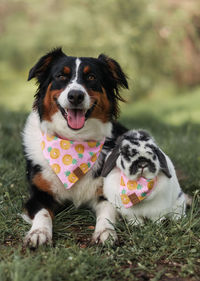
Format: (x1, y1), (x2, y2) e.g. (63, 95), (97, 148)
(0, 89), (200, 280)
(1, 0), (200, 279)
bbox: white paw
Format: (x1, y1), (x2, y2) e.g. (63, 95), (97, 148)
(92, 228), (117, 244)
(24, 228), (52, 248)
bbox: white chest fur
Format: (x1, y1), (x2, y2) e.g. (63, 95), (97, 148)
(23, 111), (105, 207)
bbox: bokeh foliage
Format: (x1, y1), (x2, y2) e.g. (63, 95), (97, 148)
(0, 2), (200, 280)
(1, 0), (200, 106)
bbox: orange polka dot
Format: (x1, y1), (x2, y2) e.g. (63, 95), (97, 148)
(148, 180), (155, 190)
(41, 141), (45, 150)
(91, 153), (97, 162)
(60, 140), (71, 150)
(80, 163), (89, 173)
(68, 173), (78, 183)
(51, 164), (61, 174)
(120, 176), (125, 186)
(75, 144), (84, 154)
(46, 134), (55, 141)
(62, 154), (73, 165)
(120, 194), (131, 205)
(50, 148), (60, 159)
(127, 180), (138, 190)
(87, 141), (96, 148)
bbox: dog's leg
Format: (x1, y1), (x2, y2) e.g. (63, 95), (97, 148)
(24, 208), (53, 248)
(23, 169), (57, 248)
(92, 199), (117, 244)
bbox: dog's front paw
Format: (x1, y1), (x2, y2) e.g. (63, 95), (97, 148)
(24, 228), (52, 248)
(92, 228), (117, 244)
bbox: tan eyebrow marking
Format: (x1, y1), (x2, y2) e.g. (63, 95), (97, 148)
(63, 66), (71, 74)
(83, 65), (91, 74)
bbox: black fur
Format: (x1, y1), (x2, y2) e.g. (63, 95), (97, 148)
(93, 121), (128, 178)
(98, 54), (128, 118)
(123, 130), (151, 144)
(102, 129), (172, 179)
(101, 144), (120, 177)
(153, 147), (172, 178)
(121, 159), (125, 170)
(123, 135), (140, 146)
(25, 159), (57, 218)
(100, 123), (128, 177)
(120, 144), (131, 162)
(25, 186), (57, 219)
(28, 48), (65, 81)
(26, 159), (41, 182)
(129, 157), (156, 176)
(98, 195), (107, 202)
(28, 48), (128, 121)
(25, 48), (129, 218)
(111, 121), (128, 142)
(138, 130), (151, 141)
(145, 144), (172, 178)
(102, 121), (128, 153)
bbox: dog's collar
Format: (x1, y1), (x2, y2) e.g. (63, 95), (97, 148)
(41, 132), (105, 189)
(120, 172), (157, 208)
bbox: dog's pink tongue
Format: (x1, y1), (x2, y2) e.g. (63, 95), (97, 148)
(67, 109), (85, 130)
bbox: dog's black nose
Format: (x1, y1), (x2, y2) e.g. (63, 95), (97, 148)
(68, 90), (85, 106)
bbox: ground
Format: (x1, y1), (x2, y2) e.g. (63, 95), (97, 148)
(0, 87), (200, 281)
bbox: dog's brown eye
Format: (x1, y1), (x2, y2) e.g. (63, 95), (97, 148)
(56, 74), (67, 81)
(87, 74), (96, 81)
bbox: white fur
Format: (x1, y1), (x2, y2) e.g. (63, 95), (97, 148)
(117, 138), (160, 180)
(23, 110), (116, 245)
(103, 138), (186, 224)
(24, 209), (52, 247)
(58, 58), (90, 111)
(40, 111), (112, 141)
(92, 200), (117, 243)
(23, 111), (111, 204)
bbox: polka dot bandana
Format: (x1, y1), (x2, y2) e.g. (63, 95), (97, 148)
(120, 172), (157, 208)
(41, 133), (105, 189)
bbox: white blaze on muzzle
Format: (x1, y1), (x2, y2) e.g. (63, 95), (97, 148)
(57, 58), (90, 130)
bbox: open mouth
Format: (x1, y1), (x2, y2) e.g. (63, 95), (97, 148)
(57, 101), (97, 130)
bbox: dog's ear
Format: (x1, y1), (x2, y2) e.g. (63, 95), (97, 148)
(28, 47), (66, 82)
(98, 54), (128, 90)
(154, 147), (172, 178)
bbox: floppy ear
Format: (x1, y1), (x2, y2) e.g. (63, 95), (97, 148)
(154, 147), (172, 178)
(28, 47), (66, 82)
(101, 145), (120, 177)
(98, 54), (128, 90)
(101, 135), (124, 177)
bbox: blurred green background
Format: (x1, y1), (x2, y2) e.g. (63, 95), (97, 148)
(1, 3), (200, 279)
(1, 0), (200, 125)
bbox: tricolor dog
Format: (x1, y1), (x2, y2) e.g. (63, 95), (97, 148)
(22, 48), (128, 247)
